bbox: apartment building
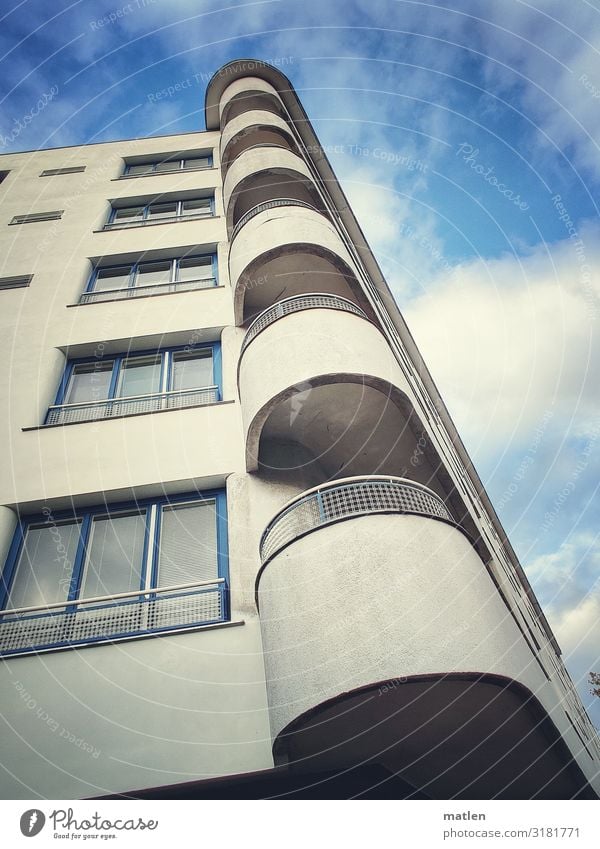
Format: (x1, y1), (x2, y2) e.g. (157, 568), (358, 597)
(0, 60), (598, 800)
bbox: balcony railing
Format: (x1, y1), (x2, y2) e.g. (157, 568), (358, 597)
(230, 198), (317, 241)
(79, 277), (217, 304)
(240, 293), (368, 356)
(260, 476), (452, 564)
(0, 579), (227, 657)
(45, 385), (219, 426)
(103, 209), (213, 230)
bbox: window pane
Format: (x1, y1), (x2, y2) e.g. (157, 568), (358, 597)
(6, 521), (81, 609)
(182, 198), (211, 215)
(154, 160), (180, 173)
(177, 257), (213, 282)
(80, 512), (145, 599)
(158, 502), (218, 586)
(135, 261), (172, 287)
(66, 362), (113, 404)
(113, 206), (144, 221)
(127, 164), (153, 175)
(94, 266), (131, 292)
(182, 157), (210, 169)
(147, 202), (177, 220)
(116, 356), (161, 397)
(171, 351), (212, 391)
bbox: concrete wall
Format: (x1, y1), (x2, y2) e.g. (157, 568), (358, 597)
(0, 618), (272, 799)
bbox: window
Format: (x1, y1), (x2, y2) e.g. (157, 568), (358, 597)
(105, 196), (213, 228)
(10, 210), (63, 224)
(40, 166), (86, 176)
(0, 492), (229, 656)
(81, 254), (216, 303)
(0, 275), (32, 291)
(124, 153), (212, 176)
(46, 343), (221, 425)
(0, 171), (9, 184)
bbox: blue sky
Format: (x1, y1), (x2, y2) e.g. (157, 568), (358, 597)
(1, 0), (599, 727)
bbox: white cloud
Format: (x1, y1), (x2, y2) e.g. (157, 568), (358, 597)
(403, 220), (600, 460)
(527, 531), (600, 612)
(550, 592), (600, 728)
(459, 0), (600, 182)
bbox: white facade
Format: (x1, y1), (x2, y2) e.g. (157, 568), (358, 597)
(0, 60), (598, 800)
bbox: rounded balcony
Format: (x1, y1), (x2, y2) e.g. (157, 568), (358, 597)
(239, 293), (367, 358)
(219, 78), (287, 127)
(229, 201), (367, 324)
(237, 300), (449, 495)
(224, 146), (318, 231)
(256, 476), (592, 799)
(221, 109), (299, 176)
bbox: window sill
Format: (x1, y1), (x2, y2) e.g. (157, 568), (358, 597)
(95, 214), (221, 233)
(0, 618), (244, 660)
(66, 284), (225, 307)
(22, 399), (235, 431)
(113, 166), (217, 180)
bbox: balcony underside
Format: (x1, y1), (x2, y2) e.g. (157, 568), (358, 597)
(257, 378), (445, 493)
(237, 246), (368, 324)
(274, 673), (596, 800)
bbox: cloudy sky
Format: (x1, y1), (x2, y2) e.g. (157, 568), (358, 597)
(1, 0), (599, 726)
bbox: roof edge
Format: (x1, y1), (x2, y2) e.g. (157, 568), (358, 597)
(204, 59), (296, 130)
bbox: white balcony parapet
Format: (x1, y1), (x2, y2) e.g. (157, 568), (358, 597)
(240, 293), (368, 356)
(260, 476), (452, 564)
(0, 578), (227, 657)
(79, 277), (217, 304)
(230, 197), (318, 241)
(45, 385), (220, 426)
(224, 141), (294, 174)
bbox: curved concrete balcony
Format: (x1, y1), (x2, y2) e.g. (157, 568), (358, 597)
(223, 146), (315, 228)
(259, 475), (453, 563)
(239, 293), (367, 357)
(237, 302), (416, 473)
(221, 109), (297, 164)
(229, 202), (363, 323)
(256, 476), (592, 798)
(219, 77), (286, 126)
(231, 197), (318, 243)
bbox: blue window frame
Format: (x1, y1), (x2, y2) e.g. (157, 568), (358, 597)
(124, 154), (212, 176)
(83, 253), (217, 301)
(0, 491), (229, 655)
(106, 196), (214, 228)
(46, 343), (222, 425)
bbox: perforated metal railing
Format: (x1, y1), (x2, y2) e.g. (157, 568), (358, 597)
(230, 198), (317, 241)
(240, 294), (368, 355)
(260, 477), (452, 564)
(0, 579), (226, 656)
(79, 277), (216, 304)
(45, 385), (219, 426)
